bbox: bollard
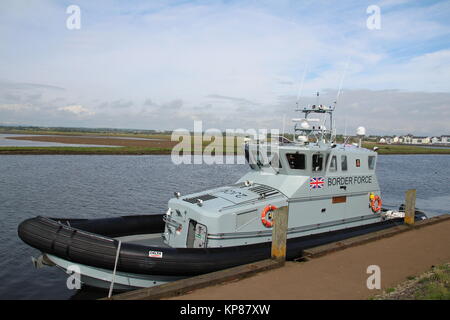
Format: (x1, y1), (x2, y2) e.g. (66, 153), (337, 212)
(271, 206), (289, 263)
(404, 189), (416, 225)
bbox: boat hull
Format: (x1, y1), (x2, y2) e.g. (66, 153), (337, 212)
(18, 212), (426, 290)
(46, 254), (186, 291)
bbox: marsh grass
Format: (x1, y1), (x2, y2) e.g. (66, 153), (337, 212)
(373, 263), (449, 300)
(0, 146), (173, 155)
(362, 142), (450, 155)
(414, 264), (450, 300)
(1, 136), (449, 155)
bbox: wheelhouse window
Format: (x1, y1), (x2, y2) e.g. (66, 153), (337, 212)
(312, 153), (324, 171)
(244, 144), (258, 170)
(268, 152), (282, 170)
(286, 153), (305, 169)
(368, 156), (376, 170)
(329, 155), (337, 172)
(259, 150), (272, 168)
(341, 155), (348, 171)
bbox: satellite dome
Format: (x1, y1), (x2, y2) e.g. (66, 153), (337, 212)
(356, 126), (366, 136)
(299, 119), (310, 130)
(297, 135), (308, 144)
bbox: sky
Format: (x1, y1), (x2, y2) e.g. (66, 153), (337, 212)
(0, 0), (449, 136)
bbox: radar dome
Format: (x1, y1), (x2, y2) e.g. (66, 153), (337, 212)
(299, 119), (310, 130)
(297, 135), (308, 144)
(356, 126), (366, 136)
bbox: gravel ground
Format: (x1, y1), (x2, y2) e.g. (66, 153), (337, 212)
(373, 263), (450, 300)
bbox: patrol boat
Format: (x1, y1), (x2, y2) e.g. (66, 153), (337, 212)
(18, 102), (426, 291)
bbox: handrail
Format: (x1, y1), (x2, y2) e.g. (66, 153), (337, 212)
(108, 240), (122, 298)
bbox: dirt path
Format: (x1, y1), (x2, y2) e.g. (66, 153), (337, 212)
(170, 219), (450, 300)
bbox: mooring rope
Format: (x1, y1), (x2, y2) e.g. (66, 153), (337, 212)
(108, 240), (122, 298)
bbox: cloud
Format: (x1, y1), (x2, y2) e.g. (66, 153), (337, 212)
(0, 1), (448, 134)
(0, 81), (65, 91)
(0, 103), (38, 112)
(273, 89), (450, 136)
(97, 100), (134, 109)
(57, 105), (95, 116)
(1, 87), (448, 136)
(206, 94), (258, 105)
(346, 49), (450, 92)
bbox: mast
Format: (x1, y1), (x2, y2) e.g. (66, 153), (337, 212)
(292, 95), (335, 145)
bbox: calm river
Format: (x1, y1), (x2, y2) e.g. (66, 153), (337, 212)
(0, 154), (449, 299)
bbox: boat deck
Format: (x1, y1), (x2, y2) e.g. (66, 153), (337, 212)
(169, 215), (450, 300)
(115, 233), (170, 247)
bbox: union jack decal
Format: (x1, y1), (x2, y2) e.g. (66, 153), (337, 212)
(310, 177), (325, 189)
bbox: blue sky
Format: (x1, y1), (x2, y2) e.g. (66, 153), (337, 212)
(0, 0), (449, 135)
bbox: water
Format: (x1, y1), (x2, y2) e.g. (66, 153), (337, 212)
(0, 155), (247, 300)
(0, 154), (449, 299)
(376, 155), (450, 214)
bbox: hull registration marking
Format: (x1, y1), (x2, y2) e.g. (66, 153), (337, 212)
(149, 250), (163, 258)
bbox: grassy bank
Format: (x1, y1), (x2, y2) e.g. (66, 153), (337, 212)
(362, 142), (450, 154)
(0, 146), (244, 155)
(373, 263), (450, 300)
(0, 128), (172, 140)
(1, 139), (450, 155)
(0, 146), (173, 155)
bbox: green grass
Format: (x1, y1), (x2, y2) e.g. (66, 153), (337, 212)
(0, 145), (244, 155)
(2, 144), (448, 155)
(414, 264), (450, 300)
(373, 263), (449, 300)
(0, 146), (173, 155)
(362, 142), (450, 155)
(0, 134), (247, 155)
(0, 128), (172, 140)
(1, 143), (449, 155)
(1, 134), (449, 155)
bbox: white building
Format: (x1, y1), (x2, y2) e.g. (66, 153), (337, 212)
(430, 137), (440, 144)
(411, 136), (431, 144)
(400, 134), (413, 144)
(378, 134), (448, 145)
(439, 135), (450, 144)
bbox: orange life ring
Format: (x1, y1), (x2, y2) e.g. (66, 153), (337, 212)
(370, 195), (382, 213)
(261, 205), (278, 228)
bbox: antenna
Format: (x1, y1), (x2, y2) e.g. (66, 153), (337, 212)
(336, 56), (351, 143)
(334, 56), (351, 108)
(295, 63), (308, 110)
(344, 118), (347, 140)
